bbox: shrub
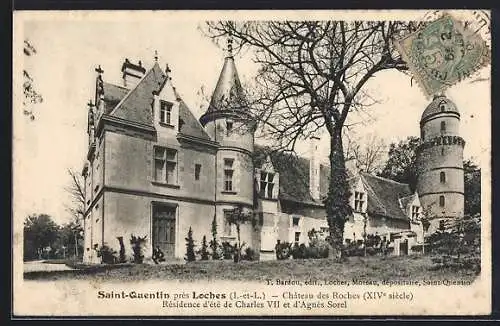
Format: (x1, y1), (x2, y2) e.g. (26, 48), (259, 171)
(411, 244), (423, 254)
(243, 247), (257, 261)
(221, 241), (235, 260)
(210, 215), (221, 260)
(291, 243), (307, 259)
(199, 235), (209, 261)
(276, 241), (292, 260)
(185, 227), (196, 262)
(117, 236), (126, 263)
(130, 235), (147, 264)
(96, 244), (117, 264)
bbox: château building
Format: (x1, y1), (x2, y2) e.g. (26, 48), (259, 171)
(82, 48), (465, 263)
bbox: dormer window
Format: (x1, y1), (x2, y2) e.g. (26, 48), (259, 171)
(260, 172), (275, 198)
(411, 205), (420, 220)
(354, 191), (365, 212)
(160, 101), (173, 125)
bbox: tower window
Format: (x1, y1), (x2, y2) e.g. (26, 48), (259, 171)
(440, 171), (446, 183)
(441, 121), (446, 132)
(441, 147), (445, 156)
(223, 158), (234, 191)
(194, 164), (201, 181)
(440, 104), (446, 112)
(226, 119), (233, 136)
(439, 195), (445, 207)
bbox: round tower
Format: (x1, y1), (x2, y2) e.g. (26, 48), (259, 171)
(416, 95), (465, 232)
(199, 44), (256, 226)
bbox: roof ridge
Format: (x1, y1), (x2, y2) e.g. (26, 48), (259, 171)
(359, 174), (388, 216)
(360, 172), (409, 186)
(109, 68), (153, 117)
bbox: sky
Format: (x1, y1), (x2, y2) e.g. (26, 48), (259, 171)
(13, 11), (491, 225)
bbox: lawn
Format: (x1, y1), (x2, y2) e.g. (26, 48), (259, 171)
(24, 255), (479, 283)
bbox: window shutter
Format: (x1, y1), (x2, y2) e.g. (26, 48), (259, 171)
(273, 172), (279, 199)
(254, 169), (261, 194)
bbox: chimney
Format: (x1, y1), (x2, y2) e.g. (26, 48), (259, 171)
(345, 158), (359, 176)
(121, 58), (146, 89)
(309, 136), (321, 201)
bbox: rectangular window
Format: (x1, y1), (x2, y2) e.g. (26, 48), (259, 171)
(259, 172), (275, 198)
(439, 195), (445, 207)
(294, 232), (301, 244)
(292, 216), (300, 227)
(224, 211), (232, 236)
(154, 147), (177, 184)
(226, 119), (233, 136)
(411, 206), (420, 219)
(223, 158), (234, 191)
(354, 191), (365, 212)
(194, 164), (201, 181)
(160, 101), (172, 125)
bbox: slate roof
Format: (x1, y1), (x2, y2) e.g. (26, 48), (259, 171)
(100, 62), (210, 140)
(254, 145), (412, 220)
(205, 56), (246, 114)
(421, 95), (460, 122)
(359, 172), (412, 220)
(254, 145), (328, 206)
(103, 82), (128, 114)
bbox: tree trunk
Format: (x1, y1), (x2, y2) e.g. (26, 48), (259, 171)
(325, 126), (353, 260)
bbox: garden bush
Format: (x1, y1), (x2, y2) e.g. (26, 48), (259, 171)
(96, 244), (117, 264)
(130, 235), (147, 264)
(221, 241), (235, 260)
(243, 247), (258, 261)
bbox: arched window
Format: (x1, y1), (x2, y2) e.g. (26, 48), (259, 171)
(440, 171), (446, 183)
(440, 121), (446, 132)
(439, 195), (445, 207)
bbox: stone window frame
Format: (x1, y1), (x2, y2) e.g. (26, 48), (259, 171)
(159, 100), (173, 126)
(440, 171), (446, 183)
(153, 146), (178, 186)
(439, 195), (445, 207)
(260, 171), (275, 199)
(354, 191), (366, 212)
(223, 158), (234, 192)
(194, 163), (201, 181)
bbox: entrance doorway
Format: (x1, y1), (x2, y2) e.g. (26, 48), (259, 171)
(399, 239), (409, 256)
(152, 204), (176, 258)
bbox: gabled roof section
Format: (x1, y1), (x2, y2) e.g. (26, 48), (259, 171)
(110, 62), (167, 126)
(102, 82), (128, 114)
(178, 99), (211, 140)
(254, 145), (320, 206)
(359, 172), (412, 221)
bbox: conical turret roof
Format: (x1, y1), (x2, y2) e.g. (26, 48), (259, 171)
(200, 54), (247, 125)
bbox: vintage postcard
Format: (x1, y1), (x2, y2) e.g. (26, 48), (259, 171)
(13, 9), (491, 317)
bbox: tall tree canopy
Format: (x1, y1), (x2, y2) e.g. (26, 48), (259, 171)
(463, 160), (481, 216)
(24, 214), (59, 260)
(204, 21), (409, 257)
(378, 136), (420, 191)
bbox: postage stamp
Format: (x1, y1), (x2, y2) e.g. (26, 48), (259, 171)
(395, 14), (491, 97)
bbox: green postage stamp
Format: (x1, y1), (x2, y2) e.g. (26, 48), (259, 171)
(395, 14), (490, 97)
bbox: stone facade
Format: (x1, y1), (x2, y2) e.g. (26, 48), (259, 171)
(82, 53), (464, 264)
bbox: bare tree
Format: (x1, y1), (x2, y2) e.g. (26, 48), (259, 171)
(204, 21), (409, 258)
(345, 133), (386, 174)
(65, 168), (85, 221)
(65, 168), (86, 258)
